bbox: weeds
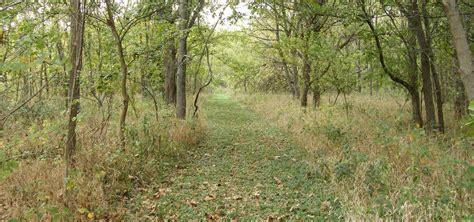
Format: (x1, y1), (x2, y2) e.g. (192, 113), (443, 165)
(237, 92), (473, 220)
(0, 97), (205, 220)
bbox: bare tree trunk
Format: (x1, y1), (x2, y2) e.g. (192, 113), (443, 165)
(408, 1), (436, 132)
(56, 30), (68, 109)
(422, 1), (444, 132)
(407, 14), (423, 127)
(105, 0), (130, 147)
(454, 76), (468, 119)
(176, 0), (188, 119)
(312, 85), (321, 108)
(300, 53), (311, 107)
(291, 51), (300, 98)
(442, 0), (474, 101)
(66, 0), (84, 169)
(164, 33), (177, 105)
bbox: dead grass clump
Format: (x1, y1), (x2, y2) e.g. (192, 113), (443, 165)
(2, 160), (108, 220)
(169, 118), (206, 147)
(0, 98), (207, 220)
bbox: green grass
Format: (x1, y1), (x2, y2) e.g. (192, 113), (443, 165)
(144, 93), (340, 220)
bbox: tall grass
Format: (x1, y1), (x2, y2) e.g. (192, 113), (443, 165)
(0, 96), (205, 220)
(237, 92), (472, 220)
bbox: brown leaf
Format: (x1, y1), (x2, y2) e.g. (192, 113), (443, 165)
(233, 195), (243, 200)
(320, 200), (331, 211)
(205, 212), (220, 220)
(204, 194), (216, 201)
(273, 176), (282, 185)
(253, 191), (260, 199)
(187, 200), (198, 207)
(266, 215), (277, 222)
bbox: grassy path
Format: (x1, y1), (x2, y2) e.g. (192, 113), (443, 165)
(152, 93), (340, 220)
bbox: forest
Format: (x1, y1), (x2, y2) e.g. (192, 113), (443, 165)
(0, 0), (473, 220)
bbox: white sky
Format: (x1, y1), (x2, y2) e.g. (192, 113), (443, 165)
(202, 0), (251, 31)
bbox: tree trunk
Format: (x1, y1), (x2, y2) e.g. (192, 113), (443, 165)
(66, 0), (84, 168)
(312, 85), (321, 108)
(300, 53), (311, 107)
(56, 31), (68, 109)
(291, 51), (300, 99)
(409, 88), (423, 127)
(422, 1), (444, 132)
(442, 0), (474, 101)
(176, 0), (188, 119)
(359, 0), (423, 127)
(105, 0), (130, 147)
(408, 2), (436, 132)
(164, 38), (177, 105)
(406, 15), (423, 127)
(454, 76), (468, 119)
(275, 23), (297, 98)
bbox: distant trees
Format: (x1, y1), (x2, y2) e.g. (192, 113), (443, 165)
(240, 0), (471, 133)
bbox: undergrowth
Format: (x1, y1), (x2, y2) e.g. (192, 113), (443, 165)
(237, 92), (473, 220)
(0, 96), (205, 220)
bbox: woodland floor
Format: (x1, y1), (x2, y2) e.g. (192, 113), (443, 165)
(150, 93), (339, 220)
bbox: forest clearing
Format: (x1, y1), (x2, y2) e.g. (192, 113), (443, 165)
(0, 0), (473, 220)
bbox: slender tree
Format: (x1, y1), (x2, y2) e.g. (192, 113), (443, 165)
(176, 0), (204, 119)
(105, 0), (130, 147)
(65, 0), (85, 169)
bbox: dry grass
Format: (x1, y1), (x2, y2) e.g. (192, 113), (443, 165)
(236, 92), (473, 220)
(0, 97), (206, 220)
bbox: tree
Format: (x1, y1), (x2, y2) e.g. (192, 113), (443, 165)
(176, 0), (204, 119)
(65, 0), (85, 169)
(104, 0), (130, 147)
(442, 0), (473, 101)
(358, 0), (424, 127)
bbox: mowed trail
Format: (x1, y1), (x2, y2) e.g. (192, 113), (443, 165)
(152, 93), (340, 220)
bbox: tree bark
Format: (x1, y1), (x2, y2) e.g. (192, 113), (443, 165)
(407, 13), (424, 127)
(422, 1), (444, 132)
(164, 38), (177, 105)
(176, 0), (188, 119)
(454, 75), (468, 119)
(105, 0), (130, 147)
(300, 53), (311, 107)
(408, 1), (436, 131)
(312, 85), (321, 108)
(442, 0), (474, 101)
(66, 0), (84, 168)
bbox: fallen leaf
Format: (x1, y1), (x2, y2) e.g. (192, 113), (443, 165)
(205, 212), (220, 220)
(204, 194), (216, 201)
(266, 215), (277, 221)
(273, 176), (282, 185)
(87, 212), (94, 220)
(77, 208), (88, 214)
(187, 200), (198, 207)
(233, 195), (243, 200)
(320, 200), (331, 211)
(253, 191), (260, 199)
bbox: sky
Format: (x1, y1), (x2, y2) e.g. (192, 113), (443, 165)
(202, 0), (251, 31)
